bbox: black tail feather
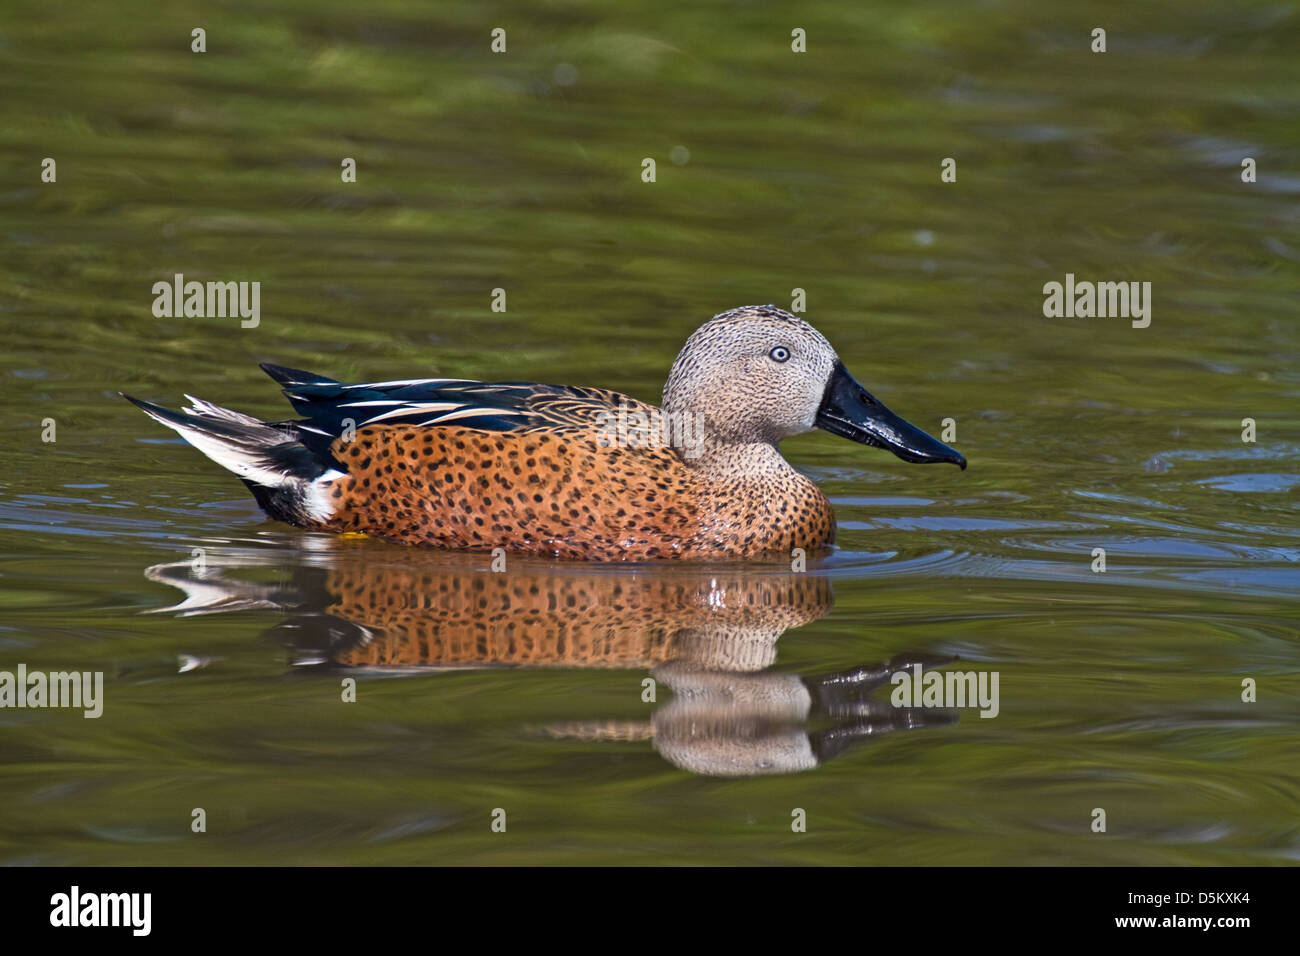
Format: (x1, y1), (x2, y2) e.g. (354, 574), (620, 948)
(259, 363), (339, 387)
(122, 392), (340, 527)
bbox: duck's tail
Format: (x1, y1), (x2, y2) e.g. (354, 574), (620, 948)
(121, 393), (343, 526)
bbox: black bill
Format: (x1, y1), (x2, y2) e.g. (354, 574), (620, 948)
(815, 362), (966, 469)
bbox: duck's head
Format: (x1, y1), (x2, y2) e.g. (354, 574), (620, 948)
(662, 305), (966, 468)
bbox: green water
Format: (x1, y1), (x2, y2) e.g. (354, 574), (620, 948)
(1, 1), (1298, 865)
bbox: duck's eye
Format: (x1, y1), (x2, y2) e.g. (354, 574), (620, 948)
(769, 346), (791, 363)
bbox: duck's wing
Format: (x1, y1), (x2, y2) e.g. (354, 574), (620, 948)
(259, 363), (656, 441)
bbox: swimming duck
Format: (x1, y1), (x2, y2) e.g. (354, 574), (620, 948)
(124, 305), (965, 560)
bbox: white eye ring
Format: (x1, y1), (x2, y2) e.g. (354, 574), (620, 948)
(769, 346), (791, 363)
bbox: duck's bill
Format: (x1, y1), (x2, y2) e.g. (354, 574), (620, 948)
(815, 362), (966, 469)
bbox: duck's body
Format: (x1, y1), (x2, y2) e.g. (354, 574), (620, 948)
(125, 306), (964, 561)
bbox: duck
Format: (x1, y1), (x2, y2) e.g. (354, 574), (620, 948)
(124, 305), (965, 561)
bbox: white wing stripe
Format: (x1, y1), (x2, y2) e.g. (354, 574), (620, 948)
(418, 407), (528, 425)
(358, 403), (465, 424)
(341, 378), (464, 389)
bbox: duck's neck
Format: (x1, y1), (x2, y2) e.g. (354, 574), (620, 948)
(678, 438), (798, 481)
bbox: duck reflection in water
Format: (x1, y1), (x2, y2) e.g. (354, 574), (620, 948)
(145, 543), (956, 777)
